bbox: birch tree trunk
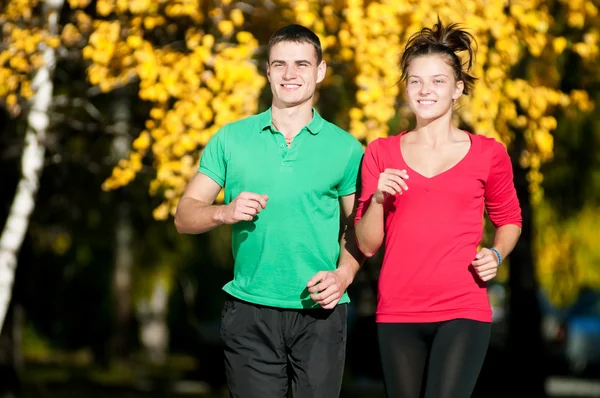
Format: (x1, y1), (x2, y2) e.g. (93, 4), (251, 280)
(138, 276), (169, 364)
(0, 0), (64, 333)
(110, 93), (134, 359)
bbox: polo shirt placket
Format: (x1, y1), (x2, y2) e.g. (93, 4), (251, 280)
(260, 111), (323, 169)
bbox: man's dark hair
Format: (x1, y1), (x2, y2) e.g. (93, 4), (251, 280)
(267, 24), (323, 63)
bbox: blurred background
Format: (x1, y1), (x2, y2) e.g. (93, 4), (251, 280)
(0, 0), (599, 397)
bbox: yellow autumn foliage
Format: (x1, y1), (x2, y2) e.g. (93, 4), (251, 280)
(536, 201), (600, 307)
(1, 0), (599, 299)
(2, 0), (596, 215)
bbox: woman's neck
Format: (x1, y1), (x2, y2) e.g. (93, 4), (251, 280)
(412, 112), (459, 147)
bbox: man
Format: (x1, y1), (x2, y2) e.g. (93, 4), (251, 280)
(174, 24), (364, 397)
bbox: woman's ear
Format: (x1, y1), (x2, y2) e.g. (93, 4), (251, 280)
(453, 80), (464, 100)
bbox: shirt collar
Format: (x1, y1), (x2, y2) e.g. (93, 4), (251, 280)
(259, 107), (324, 135)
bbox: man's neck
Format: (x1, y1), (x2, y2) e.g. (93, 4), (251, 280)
(271, 102), (314, 138)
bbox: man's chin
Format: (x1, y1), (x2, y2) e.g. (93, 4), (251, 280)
(274, 97), (310, 108)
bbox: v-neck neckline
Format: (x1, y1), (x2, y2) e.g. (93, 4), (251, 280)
(396, 131), (476, 181)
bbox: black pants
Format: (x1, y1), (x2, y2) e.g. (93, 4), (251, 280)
(377, 319), (491, 398)
(220, 295), (347, 398)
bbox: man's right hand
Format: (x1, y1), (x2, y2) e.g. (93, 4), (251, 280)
(218, 191), (269, 224)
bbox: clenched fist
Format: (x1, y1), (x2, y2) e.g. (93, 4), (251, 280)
(471, 248), (499, 282)
(373, 168), (409, 204)
(307, 269), (351, 309)
(219, 191), (268, 224)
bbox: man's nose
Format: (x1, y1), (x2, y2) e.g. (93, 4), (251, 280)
(283, 65), (297, 80)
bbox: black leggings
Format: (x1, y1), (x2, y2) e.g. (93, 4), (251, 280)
(377, 319), (491, 398)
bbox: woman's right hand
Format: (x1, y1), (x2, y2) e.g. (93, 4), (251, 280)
(373, 168), (409, 204)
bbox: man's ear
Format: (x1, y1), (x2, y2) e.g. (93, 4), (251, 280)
(316, 60), (327, 84)
(266, 61), (271, 82)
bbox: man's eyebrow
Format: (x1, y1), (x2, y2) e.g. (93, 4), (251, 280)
(269, 59), (313, 65)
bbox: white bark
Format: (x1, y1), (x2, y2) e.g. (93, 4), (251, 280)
(0, 0), (63, 332)
(111, 95), (134, 356)
(138, 278), (169, 363)
(109, 93), (169, 362)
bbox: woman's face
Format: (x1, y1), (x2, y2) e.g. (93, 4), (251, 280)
(405, 54), (464, 122)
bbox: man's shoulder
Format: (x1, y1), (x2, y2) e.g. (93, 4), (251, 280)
(208, 112), (265, 147)
(320, 119), (361, 147)
(222, 112), (265, 133)
(320, 118), (350, 136)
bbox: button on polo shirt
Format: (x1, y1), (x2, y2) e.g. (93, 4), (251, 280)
(199, 108), (364, 309)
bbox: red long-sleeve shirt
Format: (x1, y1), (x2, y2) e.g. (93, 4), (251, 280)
(355, 132), (522, 323)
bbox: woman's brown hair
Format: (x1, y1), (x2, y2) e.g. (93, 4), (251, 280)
(400, 19), (477, 95)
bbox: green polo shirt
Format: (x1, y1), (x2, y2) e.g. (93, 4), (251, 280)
(199, 108), (364, 309)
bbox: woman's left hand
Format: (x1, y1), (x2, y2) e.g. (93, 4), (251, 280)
(471, 248), (499, 282)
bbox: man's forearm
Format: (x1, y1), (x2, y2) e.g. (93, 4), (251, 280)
(336, 224), (365, 286)
(174, 197), (226, 234)
(492, 224), (522, 261)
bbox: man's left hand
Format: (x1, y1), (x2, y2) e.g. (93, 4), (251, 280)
(306, 269), (351, 309)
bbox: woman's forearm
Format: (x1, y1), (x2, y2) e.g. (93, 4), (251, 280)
(355, 199), (386, 257)
(491, 224), (522, 261)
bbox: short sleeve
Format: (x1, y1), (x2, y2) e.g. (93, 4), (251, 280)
(484, 141), (522, 228)
(338, 138), (365, 197)
(198, 127), (228, 187)
(354, 138), (383, 225)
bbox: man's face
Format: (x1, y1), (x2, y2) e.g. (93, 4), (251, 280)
(266, 41), (326, 108)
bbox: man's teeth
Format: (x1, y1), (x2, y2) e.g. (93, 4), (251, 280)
(419, 100), (435, 104)
(283, 84), (300, 88)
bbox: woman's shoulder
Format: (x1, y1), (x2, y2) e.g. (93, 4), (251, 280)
(470, 132), (501, 145)
(469, 132), (507, 154)
(365, 133), (402, 152)
(363, 135), (402, 166)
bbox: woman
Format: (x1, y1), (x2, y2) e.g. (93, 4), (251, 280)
(354, 20), (522, 398)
